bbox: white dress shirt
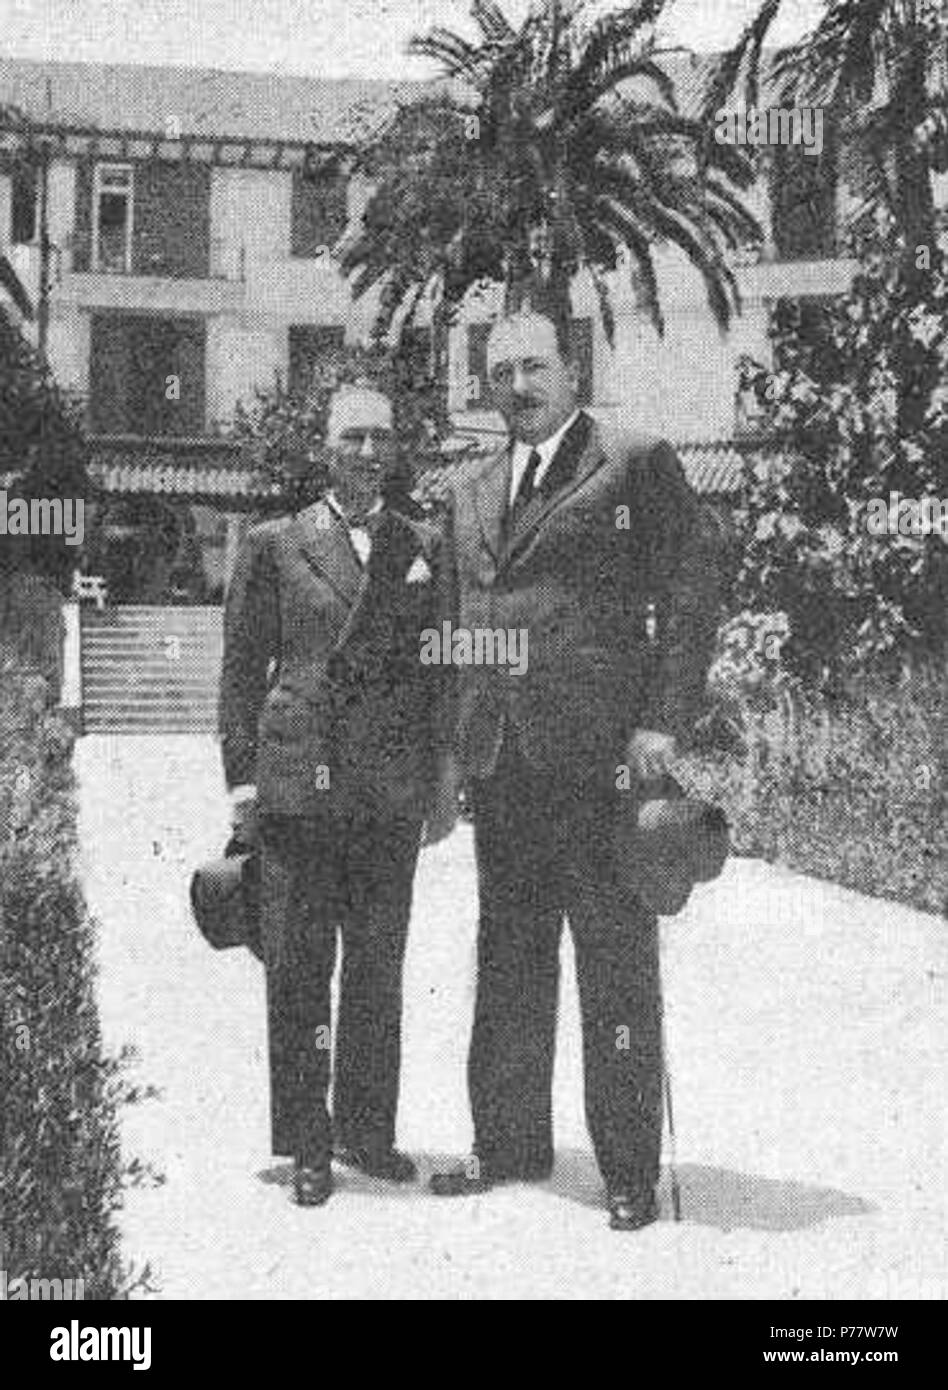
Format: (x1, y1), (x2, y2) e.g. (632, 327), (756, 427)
(508, 409), (582, 508)
(324, 489), (381, 565)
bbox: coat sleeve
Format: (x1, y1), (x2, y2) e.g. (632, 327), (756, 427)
(218, 525), (280, 789)
(429, 491), (459, 762)
(633, 442), (722, 743)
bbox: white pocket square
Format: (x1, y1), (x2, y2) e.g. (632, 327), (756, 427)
(406, 555), (432, 584)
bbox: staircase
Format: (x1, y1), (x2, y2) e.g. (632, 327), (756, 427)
(81, 606), (223, 733)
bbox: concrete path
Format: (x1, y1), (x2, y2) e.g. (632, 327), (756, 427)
(76, 735), (947, 1300)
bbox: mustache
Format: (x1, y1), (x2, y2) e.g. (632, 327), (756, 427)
(512, 396), (544, 410)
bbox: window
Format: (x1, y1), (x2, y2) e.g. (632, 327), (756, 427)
(11, 164), (37, 244)
(466, 322), (494, 409)
(467, 316), (594, 409)
(288, 324), (346, 397)
(770, 139), (837, 262)
(93, 164), (134, 273)
(89, 314), (206, 435)
(290, 162), (348, 258)
(133, 162), (212, 279)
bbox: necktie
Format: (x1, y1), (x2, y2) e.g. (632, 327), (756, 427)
(510, 448), (543, 525)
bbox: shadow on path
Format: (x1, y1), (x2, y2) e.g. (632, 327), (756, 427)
(552, 1149), (874, 1230)
(256, 1148), (873, 1231)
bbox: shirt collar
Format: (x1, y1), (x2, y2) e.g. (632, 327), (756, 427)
(324, 490), (383, 527)
(514, 409), (582, 470)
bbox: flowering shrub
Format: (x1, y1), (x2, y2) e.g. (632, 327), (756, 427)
(736, 232), (948, 684)
(708, 609), (793, 710)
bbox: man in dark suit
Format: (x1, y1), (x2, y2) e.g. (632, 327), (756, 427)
(219, 382), (446, 1207)
(429, 309), (719, 1229)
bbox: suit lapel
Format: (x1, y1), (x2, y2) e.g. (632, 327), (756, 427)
(294, 501), (362, 604)
(332, 507), (428, 655)
(473, 444), (514, 562)
(502, 413), (604, 565)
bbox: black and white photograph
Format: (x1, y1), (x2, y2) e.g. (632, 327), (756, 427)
(0, 0), (945, 1334)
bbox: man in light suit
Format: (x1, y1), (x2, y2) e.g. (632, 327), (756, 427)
(219, 382), (446, 1207)
(429, 310), (719, 1228)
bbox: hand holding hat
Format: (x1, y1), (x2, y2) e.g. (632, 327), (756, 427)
(615, 771), (729, 917)
(190, 836), (263, 961)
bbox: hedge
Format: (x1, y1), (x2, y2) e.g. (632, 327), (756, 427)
(0, 586), (128, 1297)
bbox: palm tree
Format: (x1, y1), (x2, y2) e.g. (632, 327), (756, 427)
(0, 253), (33, 320)
(340, 0), (760, 379)
(701, 0), (948, 438)
(0, 103), (38, 322)
(702, 0), (948, 258)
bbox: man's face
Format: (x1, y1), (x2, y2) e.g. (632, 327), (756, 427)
(486, 312), (579, 445)
(325, 386), (395, 520)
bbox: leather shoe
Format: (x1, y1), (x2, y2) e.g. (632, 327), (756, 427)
(293, 1157), (333, 1207)
(607, 1188), (659, 1231)
(429, 1157), (552, 1196)
(335, 1145), (417, 1183)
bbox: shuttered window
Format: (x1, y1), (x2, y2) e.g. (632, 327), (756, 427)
(771, 138), (837, 262)
(290, 165), (348, 258)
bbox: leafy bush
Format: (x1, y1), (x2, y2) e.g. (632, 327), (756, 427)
(0, 648), (131, 1297)
(0, 305), (91, 590)
(735, 237), (948, 685)
(0, 570), (64, 694)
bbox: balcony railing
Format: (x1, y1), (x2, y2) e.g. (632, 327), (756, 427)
(86, 433), (278, 507)
(6, 237), (246, 284)
(108, 236), (245, 281)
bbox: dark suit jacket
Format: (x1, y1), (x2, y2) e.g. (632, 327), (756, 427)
(440, 412), (721, 786)
(218, 498), (444, 819)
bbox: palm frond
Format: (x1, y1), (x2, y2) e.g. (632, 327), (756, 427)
(700, 0), (783, 125)
(408, 28), (489, 82)
(0, 254), (33, 320)
(565, 52), (679, 125)
(599, 173), (739, 332)
(594, 205), (664, 335)
(703, 174), (765, 245)
(699, 134), (758, 190)
(570, 0), (666, 93)
(588, 261), (616, 346)
(471, 0), (517, 46)
(775, 0), (890, 109)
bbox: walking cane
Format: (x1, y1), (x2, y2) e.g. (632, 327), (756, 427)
(663, 1023), (682, 1222)
(644, 601), (683, 1223)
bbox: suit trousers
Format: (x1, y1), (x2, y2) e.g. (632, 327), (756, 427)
(259, 805), (422, 1161)
(467, 736), (663, 1191)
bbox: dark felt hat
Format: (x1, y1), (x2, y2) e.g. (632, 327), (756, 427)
(615, 775), (729, 916)
(189, 848), (263, 960)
